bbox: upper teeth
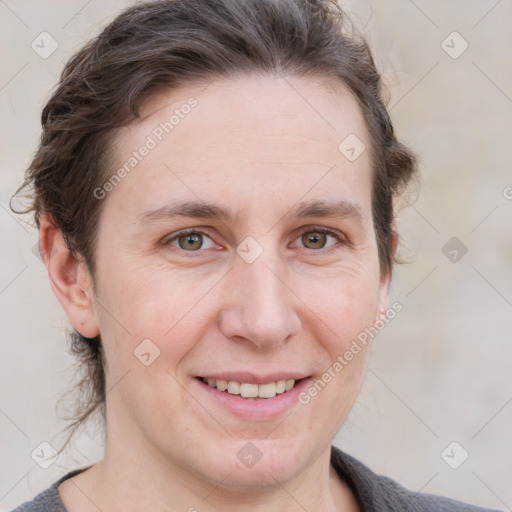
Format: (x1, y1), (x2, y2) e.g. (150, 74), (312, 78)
(203, 378), (296, 399)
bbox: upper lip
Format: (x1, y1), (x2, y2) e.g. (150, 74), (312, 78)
(196, 372), (309, 385)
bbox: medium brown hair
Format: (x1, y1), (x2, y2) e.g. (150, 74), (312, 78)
(12, 0), (417, 448)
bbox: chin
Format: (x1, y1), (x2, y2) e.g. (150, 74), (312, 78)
(205, 436), (313, 490)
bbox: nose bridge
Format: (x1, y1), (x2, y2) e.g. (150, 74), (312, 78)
(219, 246), (300, 348)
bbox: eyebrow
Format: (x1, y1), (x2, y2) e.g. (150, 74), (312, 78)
(137, 199), (365, 225)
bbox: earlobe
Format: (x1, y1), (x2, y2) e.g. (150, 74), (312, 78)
(39, 215), (100, 338)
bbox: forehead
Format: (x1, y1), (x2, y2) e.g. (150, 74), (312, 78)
(105, 74), (373, 223)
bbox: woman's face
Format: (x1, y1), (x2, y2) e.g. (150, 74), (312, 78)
(88, 74), (390, 488)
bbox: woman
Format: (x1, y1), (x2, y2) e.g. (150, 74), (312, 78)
(10, 0), (500, 510)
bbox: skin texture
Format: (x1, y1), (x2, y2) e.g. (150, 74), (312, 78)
(41, 74), (392, 511)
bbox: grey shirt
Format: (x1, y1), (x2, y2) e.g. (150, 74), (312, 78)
(12, 446), (501, 511)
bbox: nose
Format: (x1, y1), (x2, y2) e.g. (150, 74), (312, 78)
(218, 252), (302, 350)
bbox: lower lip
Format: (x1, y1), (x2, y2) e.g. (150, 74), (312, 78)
(193, 377), (312, 420)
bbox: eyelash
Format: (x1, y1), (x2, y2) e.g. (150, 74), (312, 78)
(164, 225), (347, 254)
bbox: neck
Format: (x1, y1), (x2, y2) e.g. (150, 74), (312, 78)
(63, 426), (359, 512)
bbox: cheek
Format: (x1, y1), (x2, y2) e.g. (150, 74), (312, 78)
(297, 270), (379, 424)
(96, 263), (218, 368)
(298, 262), (382, 351)
(96, 267), (211, 420)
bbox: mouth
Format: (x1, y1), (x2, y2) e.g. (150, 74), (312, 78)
(193, 374), (312, 419)
(197, 376), (303, 400)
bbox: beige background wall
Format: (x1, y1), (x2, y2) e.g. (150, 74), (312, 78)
(1, 1), (511, 510)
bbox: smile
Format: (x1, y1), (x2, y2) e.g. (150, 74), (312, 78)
(193, 373), (312, 419)
(200, 377), (298, 399)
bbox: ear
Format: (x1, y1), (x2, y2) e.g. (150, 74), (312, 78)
(375, 227), (398, 321)
(39, 215), (100, 338)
